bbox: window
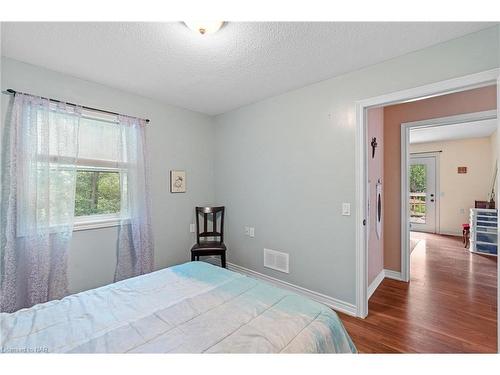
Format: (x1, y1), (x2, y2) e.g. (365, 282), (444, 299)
(73, 112), (127, 230)
(75, 170), (121, 216)
(16, 105), (130, 231)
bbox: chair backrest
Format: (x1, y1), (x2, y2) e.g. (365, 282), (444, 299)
(195, 206), (225, 244)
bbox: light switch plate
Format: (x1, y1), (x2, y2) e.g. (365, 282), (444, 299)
(342, 203), (351, 216)
(244, 226), (250, 235)
(249, 227), (255, 237)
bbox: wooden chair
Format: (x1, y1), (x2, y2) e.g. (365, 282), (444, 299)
(190, 206), (226, 268)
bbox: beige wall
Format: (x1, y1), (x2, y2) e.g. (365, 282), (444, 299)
(383, 85), (497, 271)
(410, 137), (495, 235)
(367, 108), (384, 285)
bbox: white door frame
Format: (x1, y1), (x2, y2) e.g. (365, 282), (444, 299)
(407, 152), (441, 235)
(400, 110), (497, 282)
(355, 68), (499, 318)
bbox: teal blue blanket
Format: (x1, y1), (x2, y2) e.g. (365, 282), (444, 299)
(1, 261), (356, 353)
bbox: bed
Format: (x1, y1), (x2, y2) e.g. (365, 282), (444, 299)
(0, 261), (356, 353)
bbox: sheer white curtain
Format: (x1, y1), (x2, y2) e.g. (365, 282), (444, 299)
(0, 93), (81, 312)
(114, 115), (154, 281)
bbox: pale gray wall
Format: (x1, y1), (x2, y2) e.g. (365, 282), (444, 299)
(0, 57), (215, 294)
(213, 26), (500, 305)
(1, 26), (499, 306)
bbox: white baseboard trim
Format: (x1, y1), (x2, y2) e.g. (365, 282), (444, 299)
(226, 261), (357, 317)
(384, 269), (403, 281)
(367, 269), (385, 300)
(368, 269), (405, 298)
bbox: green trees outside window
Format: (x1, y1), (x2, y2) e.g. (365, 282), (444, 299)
(75, 170), (121, 216)
(409, 164), (426, 218)
(410, 164), (426, 193)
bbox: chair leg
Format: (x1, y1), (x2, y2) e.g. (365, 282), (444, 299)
(221, 253), (226, 268)
(191, 252), (195, 261)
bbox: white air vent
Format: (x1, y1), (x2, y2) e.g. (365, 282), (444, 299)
(263, 248), (289, 274)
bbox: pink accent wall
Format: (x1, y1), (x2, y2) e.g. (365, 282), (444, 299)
(383, 85), (497, 271)
(367, 107), (384, 285)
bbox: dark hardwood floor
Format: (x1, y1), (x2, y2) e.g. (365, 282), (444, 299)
(338, 232), (498, 353)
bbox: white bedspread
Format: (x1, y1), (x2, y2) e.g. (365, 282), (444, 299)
(0, 261), (356, 353)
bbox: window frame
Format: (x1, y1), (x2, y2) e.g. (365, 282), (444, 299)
(73, 213), (121, 231)
(72, 111), (127, 231)
(73, 166), (124, 231)
(15, 107), (128, 234)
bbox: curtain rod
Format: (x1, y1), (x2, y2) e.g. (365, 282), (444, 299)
(2, 89), (150, 124)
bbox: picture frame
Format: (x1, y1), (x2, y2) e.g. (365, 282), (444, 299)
(170, 170), (186, 193)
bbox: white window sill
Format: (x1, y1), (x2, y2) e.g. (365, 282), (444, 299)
(73, 218), (122, 232)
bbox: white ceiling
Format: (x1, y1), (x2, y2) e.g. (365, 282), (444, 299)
(410, 118), (498, 144)
(1, 22), (496, 115)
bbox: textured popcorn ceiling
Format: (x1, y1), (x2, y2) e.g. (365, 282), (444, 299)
(1, 22), (496, 115)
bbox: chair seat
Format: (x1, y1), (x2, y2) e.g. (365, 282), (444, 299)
(191, 241), (226, 253)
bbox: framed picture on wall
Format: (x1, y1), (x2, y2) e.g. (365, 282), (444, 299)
(170, 170), (186, 193)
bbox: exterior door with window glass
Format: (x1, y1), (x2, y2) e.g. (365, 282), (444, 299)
(409, 156), (437, 233)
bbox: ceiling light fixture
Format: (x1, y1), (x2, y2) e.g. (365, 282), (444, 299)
(184, 21), (224, 35)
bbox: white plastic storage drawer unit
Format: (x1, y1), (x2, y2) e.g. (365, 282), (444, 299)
(469, 208), (497, 256)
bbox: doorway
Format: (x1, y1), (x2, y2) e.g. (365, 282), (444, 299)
(355, 68), (499, 319)
(401, 110), (497, 281)
(409, 154), (438, 233)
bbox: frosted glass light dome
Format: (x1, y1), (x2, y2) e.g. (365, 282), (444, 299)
(184, 21), (224, 35)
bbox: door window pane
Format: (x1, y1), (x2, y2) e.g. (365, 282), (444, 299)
(410, 164), (426, 224)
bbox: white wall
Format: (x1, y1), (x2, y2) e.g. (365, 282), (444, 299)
(0, 57), (215, 294)
(410, 137), (495, 235)
(214, 26), (499, 306)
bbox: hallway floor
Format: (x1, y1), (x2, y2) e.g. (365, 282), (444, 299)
(338, 232), (498, 353)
